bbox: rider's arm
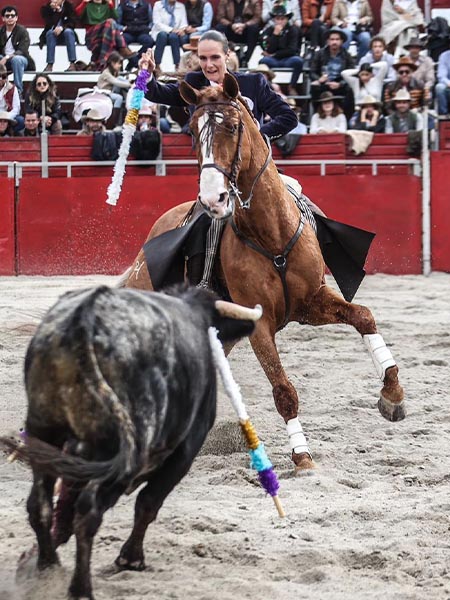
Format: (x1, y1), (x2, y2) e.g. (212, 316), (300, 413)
(145, 76), (187, 106)
(254, 75), (298, 140)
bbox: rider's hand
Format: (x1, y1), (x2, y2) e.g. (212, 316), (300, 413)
(138, 48), (155, 73)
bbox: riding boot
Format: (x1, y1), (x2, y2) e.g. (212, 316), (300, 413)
(198, 219), (226, 289)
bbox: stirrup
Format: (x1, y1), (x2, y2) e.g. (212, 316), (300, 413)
(196, 279), (211, 290)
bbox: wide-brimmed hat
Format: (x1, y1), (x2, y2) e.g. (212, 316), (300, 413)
(392, 89), (412, 102)
(316, 91), (342, 103)
(83, 108), (106, 121)
(359, 94), (381, 107)
(252, 63), (276, 81)
(326, 26), (348, 43)
(182, 35), (201, 51)
(270, 5), (293, 19)
(0, 110), (16, 124)
(393, 56), (418, 71)
(404, 37), (425, 50)
(139, 106), (153, 116)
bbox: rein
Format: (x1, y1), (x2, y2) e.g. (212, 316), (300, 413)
(231, 213), (305, 329)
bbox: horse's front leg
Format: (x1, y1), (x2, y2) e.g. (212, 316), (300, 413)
(249, 318), (314, 471)
(304, 284), (405, 421)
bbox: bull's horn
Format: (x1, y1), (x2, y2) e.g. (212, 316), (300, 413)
(215, 300), (262, 322)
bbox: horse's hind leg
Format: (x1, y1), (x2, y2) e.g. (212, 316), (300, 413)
(249, 319), (313, 470)
(304, 284), (405, 421)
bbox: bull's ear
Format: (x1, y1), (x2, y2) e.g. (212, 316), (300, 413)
(180, 81), (201, 105)
(223, 73), (239, 100)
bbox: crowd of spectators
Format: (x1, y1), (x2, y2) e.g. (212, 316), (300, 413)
(0, 0), (449, 140)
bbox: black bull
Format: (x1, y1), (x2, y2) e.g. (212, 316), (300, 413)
(2, 285), (258, 600)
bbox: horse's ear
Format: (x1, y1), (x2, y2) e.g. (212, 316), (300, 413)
(180, 81), (201, 105)
(223, 73), (239, 100)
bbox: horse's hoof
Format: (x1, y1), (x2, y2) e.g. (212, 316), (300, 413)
(114, 555), (146, 571)
(292, 451), (315, 472)
(378, 394), (406, 422)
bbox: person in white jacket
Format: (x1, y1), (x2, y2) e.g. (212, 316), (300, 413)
(151, 0), (188, 70)
(310, 90), (348, 134)
(342, 60), (388, 106)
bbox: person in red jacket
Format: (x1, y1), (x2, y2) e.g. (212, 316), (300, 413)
(301, 0), (334, 51)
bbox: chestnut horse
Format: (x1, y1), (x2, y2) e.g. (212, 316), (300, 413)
(123, 74), (405, 470)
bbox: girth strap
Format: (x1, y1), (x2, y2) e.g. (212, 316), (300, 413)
(230, 213), (305, 329)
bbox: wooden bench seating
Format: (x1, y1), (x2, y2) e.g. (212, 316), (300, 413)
(0, 138), (41, 176)
(345, 133), (412, 175)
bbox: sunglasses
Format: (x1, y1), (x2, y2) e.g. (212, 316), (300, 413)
(36, 81), (49, 87)
(398, 70), (411, 75)
(3, 13), (17, 17)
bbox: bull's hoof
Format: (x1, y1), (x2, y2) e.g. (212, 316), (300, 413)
(114, 555), (146, 571)
(292, 451), (315, 472)
(378, 394), (406, 422)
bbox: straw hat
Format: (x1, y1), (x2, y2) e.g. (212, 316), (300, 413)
(392, 89), (412, 102)
(139, 106), (153, 116)
(359, 94), (381, 107)
(0, 110), (16, 124)
(83, 108), (106, 121)
(252, 63), (276, 81)
(269, 5), (293, 19)
(393, 56), (418, 71)
(182, 35), (201, 51)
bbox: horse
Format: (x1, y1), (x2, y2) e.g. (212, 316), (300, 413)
(123, 73), (405, 470)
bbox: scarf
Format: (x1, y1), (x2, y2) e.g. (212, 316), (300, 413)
(163, 0), (176, 27)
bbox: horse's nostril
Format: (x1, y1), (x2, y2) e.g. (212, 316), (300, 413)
(218, 192), (228, 204)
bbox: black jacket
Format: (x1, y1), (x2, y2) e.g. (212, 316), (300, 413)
(39, 1), (79, 48)
(310, 46), (353, 82)
(0, 24), (36, 70)
(260, 23), (299, 58)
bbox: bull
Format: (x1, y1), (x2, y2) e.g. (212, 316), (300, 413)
(2, 285), (261, 600)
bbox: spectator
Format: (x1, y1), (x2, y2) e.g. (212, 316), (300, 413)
(435, 48), (450, 116)
(77, 107), (107, 135)
(263, 0), (301, 29)
(117, 0), (154, 70)
(215, 0), (262, 68)
(301, 0), (334, 51)
(39, 0), (78, 72)
(179, 34), (201, 71)
(331, 0), (373, 61)
(384, 55), (428, 110)
(384, 88), (423, 131)
(75, 0), (135, 71)
(310, 90), (348, 133)
(259, 5), (303, 96)
(404, 37), (435, 92)
(0, 6), (35, 95)
(151, 0), (188, 72)
(349, 94), (385, 131)
(0, 62), (22, 130)
(97, 50), (131, 125)
(342, 60), (388, 107)
(251, 63), (285, 98)
(0, 109), (14, 135)
(358, 35), (396, 81)
(226, 40), (240, 71)
(19, 110), (41, 137)
(379, 0), (424, 56)
(310, 26), (354, 118)
(25, 72), (62, 134)
(183, 0), (213, 41)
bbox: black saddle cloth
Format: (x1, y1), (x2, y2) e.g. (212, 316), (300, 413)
(144, 208), (375, 303)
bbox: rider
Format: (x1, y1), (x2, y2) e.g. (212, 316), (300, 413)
(138, 30), (300, 287)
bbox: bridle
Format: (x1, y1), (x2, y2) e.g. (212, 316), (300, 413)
(191, 99), (272, 210)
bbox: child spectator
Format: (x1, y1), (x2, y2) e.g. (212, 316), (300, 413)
(0, 109), (14, 135)
(40, 0), (78, 72)
(379, 0), (424, 56)
(151, 0), (188, 72)
(117, 0), (154, 70)
(384, 88), (423, 131)
(358, 35), (396, 81)
(19, 110), (41, 137)
(25, 72), (62, 134)
(97, 51), (131, 126)
(384, 55), (428, 110)
(301, 0), (334, 51)
(436, 48), (450, 117)
(404, 37), (435, 93)
(310, 90), (348, 133)
(215, 0), (262, 68)
(259, 5), (303, 97)
(77, 107), (107, 135)
(350, 94), (385, 131)
(0, 6), (35, 95)
(342, 61), (388, 107)
(331, 0), (373, 61)
(0, 63), (22, 130)
(75, 0), (135, 71)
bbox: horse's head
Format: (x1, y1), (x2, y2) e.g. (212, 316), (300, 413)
(180, 74), (245, 220)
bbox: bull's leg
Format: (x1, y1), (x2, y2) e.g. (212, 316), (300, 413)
(249, 319), (313, 471)
(304, 284), (405, 421)
(116, 409), (215, 570)
(51, 481), (81, 548)
(26, 471), (59, 570)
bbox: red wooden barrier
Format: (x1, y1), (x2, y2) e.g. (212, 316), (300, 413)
(16, 173), (422, 276)
(430, 152), (450, 272)
(0, 179), (15, 275)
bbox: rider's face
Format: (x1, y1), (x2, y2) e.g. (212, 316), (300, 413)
(197, 40), (229, 84)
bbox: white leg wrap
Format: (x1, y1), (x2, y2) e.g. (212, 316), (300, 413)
(363, 333), (397, 381)
(286, 417), (311, 456)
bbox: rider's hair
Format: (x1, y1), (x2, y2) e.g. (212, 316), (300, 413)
(199, 30), (229, 54)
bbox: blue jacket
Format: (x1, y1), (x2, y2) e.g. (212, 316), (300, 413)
(145, 70), (297, 139)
